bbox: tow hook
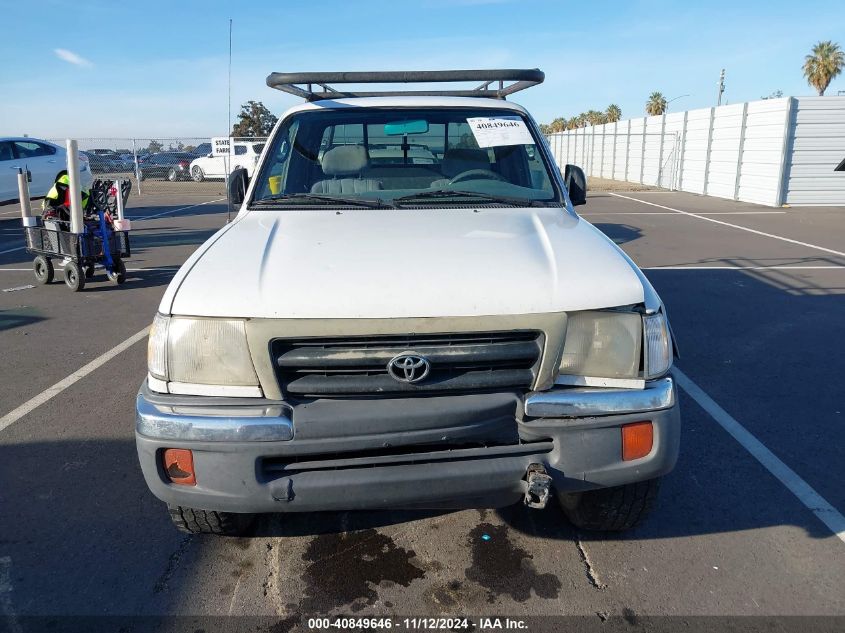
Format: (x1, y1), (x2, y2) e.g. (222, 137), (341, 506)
(524, 464), (552, 509)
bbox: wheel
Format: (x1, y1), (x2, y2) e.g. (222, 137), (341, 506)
(85, 265), (96, 279)
(167, 167), (179, 182)
(191, 166), (204, 182)
(167, 505), (254, 536)
(557, 478), (660, 532)
(63, 261), (85, 292)
(107, 258), (126, 284)
(33, 256), (54, 284)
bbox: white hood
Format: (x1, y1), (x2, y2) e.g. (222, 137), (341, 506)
(162, 207), (645, 319)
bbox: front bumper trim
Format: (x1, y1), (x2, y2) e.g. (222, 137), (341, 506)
(524, 376), (675, 418)
(136, 392), (293, 442)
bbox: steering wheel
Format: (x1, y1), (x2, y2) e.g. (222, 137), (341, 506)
(448, 169), (507, 185)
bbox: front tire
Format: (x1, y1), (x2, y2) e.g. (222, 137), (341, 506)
(63, 261), (85, 292)
(107, 258), (126, 284)
(191, 166), (204, 182)
(33, 256), (54, 284)
(167, 505), (254, 536)
(167, 167), (179, 182)
(558, 478), (660, 532)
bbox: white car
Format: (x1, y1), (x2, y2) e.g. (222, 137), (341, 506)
(188, 141), (265, 182)
(135, 70), (680, 537)
(0, 137), (93, 202)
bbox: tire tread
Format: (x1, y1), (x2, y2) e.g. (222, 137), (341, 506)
(559, 479), (660, 532)
(167, 505), (252, 536)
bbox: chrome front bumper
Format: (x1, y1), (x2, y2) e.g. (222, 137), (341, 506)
(524, 377), (675, 418)
(136, 392), (293, 442)
(136, 377), (676, 443)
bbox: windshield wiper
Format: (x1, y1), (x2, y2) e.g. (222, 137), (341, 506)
(251, 193), (392, 208)
(392, 189), (545, 207)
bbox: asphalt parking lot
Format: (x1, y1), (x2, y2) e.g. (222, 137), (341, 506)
(0, 188), (843, 631)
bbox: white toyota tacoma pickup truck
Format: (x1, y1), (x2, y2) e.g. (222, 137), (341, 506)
(135, 70), (680, 536)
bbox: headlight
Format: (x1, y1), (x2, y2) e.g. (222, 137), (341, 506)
(643, 312), (673, 379)
(147, 314), (260, 395)
(559, 311), (642, 379)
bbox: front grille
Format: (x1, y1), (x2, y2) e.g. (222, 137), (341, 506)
(272, 331), (543, 397)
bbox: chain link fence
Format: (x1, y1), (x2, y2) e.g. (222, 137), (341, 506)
(48, 137), (267, 197)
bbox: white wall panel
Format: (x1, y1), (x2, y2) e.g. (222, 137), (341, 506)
(545, 95), (844, 206)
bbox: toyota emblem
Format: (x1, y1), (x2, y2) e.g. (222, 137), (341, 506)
(387, 354), (431, 383)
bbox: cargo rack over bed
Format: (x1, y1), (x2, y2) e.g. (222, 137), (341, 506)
(266, 69), (544, 101)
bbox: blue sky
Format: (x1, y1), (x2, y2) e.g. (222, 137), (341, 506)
(1, 0), (844, 139)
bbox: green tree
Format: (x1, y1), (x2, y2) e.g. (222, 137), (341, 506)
(803, 40), (844, 96)
(606, 104), (622, 122)
(549, 117), (567, 133)
(566, 116), (580, 130)
(645, 92), (668, 115)
(231, 100), (278, 137)
(585, 110), (606, 125)
(761, 90), (784, 100)
(147, 140), (163, 153)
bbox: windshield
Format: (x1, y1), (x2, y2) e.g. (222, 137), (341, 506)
(250, 107), (560, 207)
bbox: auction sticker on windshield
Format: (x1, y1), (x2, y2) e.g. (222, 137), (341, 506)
(466, 116), (534, 147)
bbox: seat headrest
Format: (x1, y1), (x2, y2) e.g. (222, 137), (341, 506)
(441, 148), (490, 178)
(320, 145), (369, 176)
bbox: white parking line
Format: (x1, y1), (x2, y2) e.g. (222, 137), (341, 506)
(610, 193), (845, 258)
(0, 246), (24, 256)
(130, 197), (226, 221)
(0, 327), (149, 435)
(672, 367), (845, 545)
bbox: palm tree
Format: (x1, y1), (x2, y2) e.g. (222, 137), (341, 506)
(803, 40), (844, 95)
(585, 110), (606, 126)
(549, 117), (567, 133)
(566, 117), (580, 130)
(606, 104), (622, 123)
(645, 92), (668, 115)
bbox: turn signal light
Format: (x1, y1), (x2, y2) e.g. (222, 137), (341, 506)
(621, 421), (653, 461)
(162, 448), (196, 485)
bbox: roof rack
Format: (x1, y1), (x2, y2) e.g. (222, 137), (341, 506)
(266, 69), (544, 101)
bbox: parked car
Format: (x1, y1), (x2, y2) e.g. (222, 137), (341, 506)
(188, 141), (264, 181)
(137, 152), (196, 181)
(190, 142), (212, 157)
(135, 69), (680, 536)
(83, 152), (125, 174)
(0, 137), (92, 202)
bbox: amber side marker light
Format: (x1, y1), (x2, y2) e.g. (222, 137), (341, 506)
(622, 421), (653, 461)
(162, 448), (196, 485)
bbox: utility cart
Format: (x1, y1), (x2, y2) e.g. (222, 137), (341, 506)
(25, 214), (131, 291)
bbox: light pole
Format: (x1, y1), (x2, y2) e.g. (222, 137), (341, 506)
(717, 69), (725, 106)
(666, 94), (690, 112)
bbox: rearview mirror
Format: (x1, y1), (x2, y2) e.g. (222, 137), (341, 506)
(564, 164), (587, 206)
(384, 119), (429, 136)
(228, 167), (249, 207)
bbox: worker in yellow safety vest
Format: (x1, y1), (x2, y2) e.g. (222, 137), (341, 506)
(42, 170), (91, 224)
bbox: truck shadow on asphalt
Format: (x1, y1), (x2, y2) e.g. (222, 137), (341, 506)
(591, 223), (643, 246)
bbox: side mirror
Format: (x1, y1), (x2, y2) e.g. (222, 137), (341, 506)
(564, 164), (587, 206)
(228, 167), (249, 207)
